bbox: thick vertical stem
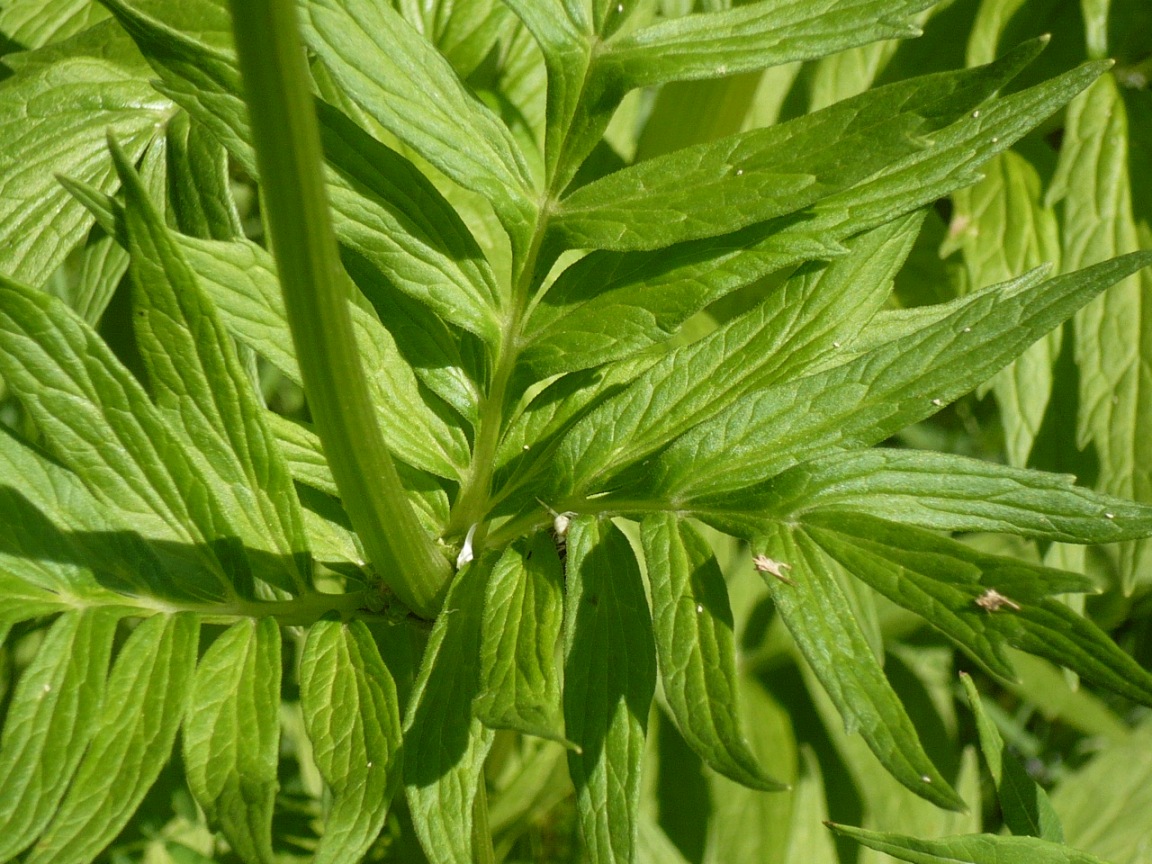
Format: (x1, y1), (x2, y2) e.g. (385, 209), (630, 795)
(228, 0), (451, 616)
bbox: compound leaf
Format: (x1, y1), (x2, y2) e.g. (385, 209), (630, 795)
(111, 138), (312, 596)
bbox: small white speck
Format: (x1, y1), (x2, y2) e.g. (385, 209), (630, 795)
(43, 683), (51, 693)
(971, 109), (981, 119)
(920, 775), (932, 783)
(366, 761), (373, 768)
(735, 168), (743, 176)
(717, 64), (728, 75)
(833, 341), (841, 348)
(456, 523), (478, 569)
(991, 136), (999, 143)
(554, 512), (571, 537)
(522, 444), (530, 451)
(931, 398), (943, 407)
(963, 327), (972, 333)
(1105, 512), (1115, 519)
(617, 2), (623, 10)
(695, 603), (704, 613)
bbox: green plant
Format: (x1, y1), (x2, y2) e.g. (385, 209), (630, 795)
(0, 0), (1150, 862)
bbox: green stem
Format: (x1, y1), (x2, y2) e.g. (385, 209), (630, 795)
(472, 779), (497, 864)
(228, 0), (451, 617)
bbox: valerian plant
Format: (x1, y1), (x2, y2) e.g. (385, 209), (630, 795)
(1, 0), (1151, 862)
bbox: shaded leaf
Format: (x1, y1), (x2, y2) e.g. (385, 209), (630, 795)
(111, 138), (312, 596)
(404, 561), (494, 864)
(565, 517), (657, 864)
(0, 275), (241, 602)
(1052, 717), (1152, 864)
(175, 233), (472, 477)
(701, 448), (1152, 544)
(0, 0), (110, 49)
(948, 150), (1062, 467)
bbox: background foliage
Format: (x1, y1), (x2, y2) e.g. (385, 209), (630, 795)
(0, 0), (1150, 862)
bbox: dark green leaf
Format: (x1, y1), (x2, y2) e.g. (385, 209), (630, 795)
(523, 53), (1102, 379)
(640, 513), (784, 790)
(600, 0), (937, 90)
(549, 39), (1040, 254)
(164, 110), (242, 240)
(636, 252), (1152, 501)
(564, 517), (657, 863)
(545, 212), (923, 498)
(699, 448), (1152, 544)
(802, 512), (1088, 682)
(299, 0), (536, 246)
(756, 525), (965, 810)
